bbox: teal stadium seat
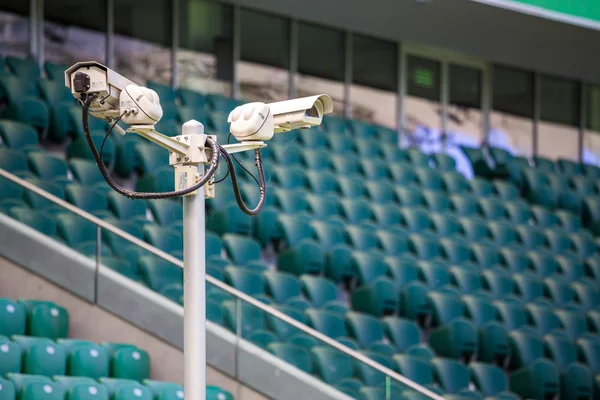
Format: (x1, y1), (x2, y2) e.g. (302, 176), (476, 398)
(0, 298), (26, 336)
(102, 344), (150, 381)
(98, 378), (152, 400)
(0, 335), (21, 375)
(58, 339), (110, 379)
(0, 120), (39, 152)
(54, 376), (109, 400)
(20, 300), (69, 339)
(12, 335), (66, 376)
(267, 342), (312, 373)
(138, 256), (182, 292)
(311, 347), (354, 385)
(6, 373), (64, 400)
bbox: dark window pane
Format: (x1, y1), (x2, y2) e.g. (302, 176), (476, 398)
(298, 22), (344, 82)
(241, 9), (289, 69)
(115, 0), (171, 47)
(407, 55), (440, 101)
(45, 0), (106, 32)
(180, 0), (233, 54)
(450, 64), (481, 108)
(0, 1), (28, 15)
(540, 75), (580, 127)
(493, 65), (533, 118)
(44, 0), (106, 65)
(352, 34), (397, 91)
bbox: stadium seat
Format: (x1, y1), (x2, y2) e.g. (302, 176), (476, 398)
(422, 190), (452, 212)
(0, 120), (39, 152)
(494, 299), (528, 331)
(503, 201), (531, 225)
(449, 267), (482, 294)
(99, 378), (152, 400)
(6, 373), (64, 400)
(300, 276), (338, 308)
(267, 342), (312, 373)
(206, 386), (234, 400)
(439, 237), (472, 264)
(360, 159), (390, 181)
(459, 217), (489, 242)
(364, 181), (395, 203)
(58, 339), (109, 379)
(406, 148), (431, 167)
(222, 266), (263, 297)
(8, 207), (57, 237)
(221, 300), (266, 337)
(305, 309), (348, 340)
(12, 335), (66, 376)
(555, 309), (588, 340)
(408, 233), (440, 260)
(221, 234), (261, 266)
(576, 335), (600, 375)
(138, 256), (182, 292)
(389, 163), (418, 186)
(462, 294), (509, 364)
(0, 335), (21, 375)
(531, 206), (560, 229)
(481, 268), (514, 299)
(327, 134), (355, 154)
(427, 292), (477, 360)
(569, 232), (598, 260)
(571, 280), (600, 310)
(102, 344), (150, 381)
(20, 300), (69, 340)
(417, 260), (451, 290)
(143, 380), (184, 400)
(311, 347), (354, 385)
(353, 350), (393, 386)
(380, 317), (420, 353)
(544, 276), (576, 308)
(544, 332), (594, 400)
(106, 192), (147, 221)
(265, 305), (306, 340)
(262, 271), (301, 304)
(0, 298), (26, 337)
(64, 184), (110, 217)
(28, 153), (69, 184)
(430, 214), (462, 237)
(431, 357), (472, 394)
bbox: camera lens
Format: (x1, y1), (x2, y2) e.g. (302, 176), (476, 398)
(73, 72), (91, 93)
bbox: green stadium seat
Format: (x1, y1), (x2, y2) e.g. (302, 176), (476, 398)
(7, 373), (64, 400)
(427, 292), (478, 360)
(487, 221), (517, 246)
(273, 188), (308, 213)
(0, 376), (16, 400)
(247, 330), (276, 349)
(555, 255), (584, 281)
(20, 300), (69, 340)
(415, 168), (443, 191)
(106, 192), (147, 221)
(503, 201), (531, 225)
(528, 250), (559, 277)
(0, 299), (26, 337)
(389, 163), (418, 185)
(442, 171), (469, 193)
(137, 256), (182, 292)
(491, 180), (519, 201)
(477, 198), (506, 220)
(305, 170), (338, 195)
(222, 266), (264, 296)
(363, 181), (394, 203)
(142, 380), (183, 400)
(498, 248), (529, 273)
(375, 229), (408, 255)
(299, 276), (337, 308)
(544, 332), (594, 399)
(508, 328), (547, 371)
(267, 342), (312, 373)
(350, 275), (398, 317)
(353, 350), (392, 386)
(21, 177), (65, 214)
(370, 205), (402, 230)
(570, 232), (598, 260)
(28, 153), (69, 183)
(544, 276), (576, 308)
(8, 207), (57, 237)
(12, 335), (66, 376)
(469, 362), (517, 399)
(44, 62), (68, 81)
(304, 309), (347, 340)
(571, 280), (599, 310)
(344, 312), (386, 350)
(555, 309), (588, 340)
(6, 56), (40, 78)
(221, 234), (261, 265)
(134, 165), (174, 193)
(449, 267), (482, 294)
(142, 224), (181, 255)
(0, 335), (21, 375)
(146, 81), (177, 104)
(64, 184), (109, 217)
(206, 386), (234, 400)
(221, 300), (266, 337)
(57, 340), (110, 379)
(338, 199), (374, 225)
(400, 208), (432, 233)
(301, 149), (331, 172)
(66, 131), (116, 166)
(512, 272), (544, 302)
(422, 190), (452, 212)
(146, 200), (182, 227)
(525, 302), (561, 335)
(99, 378), (151, 400)
(345, 226), (378, 252)
(468, 178), (493, 198)
(582, 197), (600, 235)
(429, 214), (460, 238)
(102, 219), (145, 256)
(103, 345), (150, 381)
(381, 145), (406, 163)
(404, 148), (430, 167)
(262, 271), (300, 304)
(380, 317), (420, 353)
(459, 217), (489, 243)
(264, 305), (305, 340)
(543, 229), (573, 255)
(462, 294), (509, 364)
(133, 145), (169, 175)
(439, 237), (472, 264)
(395, 185), (425, 208)
(176, 87), (206, 107)
(494, 299), (528, 331)
(451, 195), (480, 217)
(311, 347), (354, 385)
(0, 120), (39, 152)
(576, 335), (600, 375)
(509, 359), (560, 399)
(481, 268), (514, 299)
(587, 310), (600, 333)
(297, 130), (327, 149)
(326, 134), (355, 155)
(360, 159), (389, 181)
(431, 357), (471, 394)
(469, 243), (499, 269)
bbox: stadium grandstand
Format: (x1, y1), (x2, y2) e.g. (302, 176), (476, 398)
(1, 0), (600, 399)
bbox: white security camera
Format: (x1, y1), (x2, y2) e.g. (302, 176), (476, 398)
(65, 61), (162, 130)
(227, 94), (332, 141)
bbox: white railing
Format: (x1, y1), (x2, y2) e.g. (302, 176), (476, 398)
(0, 168), (443, 400)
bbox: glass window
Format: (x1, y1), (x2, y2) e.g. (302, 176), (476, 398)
(448, 64), (484, 144)
(297, 22), (345, 115)
(349, 34), (397, 128)
(239, 9), (289, 102)
(0, 1), (29, 58)
(179, 0), (233, 96)
(114, 0), (172, 86)
(44, 0), (106, 65)
(538, 75), (580, 161)
(584, 85), (600, 166)
(490, 65), (534, 157)
(403, 55), (442, 137)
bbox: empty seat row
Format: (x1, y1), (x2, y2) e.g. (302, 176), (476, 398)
(0, 298), (68, 340)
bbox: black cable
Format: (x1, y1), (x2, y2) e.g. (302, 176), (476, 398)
(215, 141), (266, 216)
(213, 158), (230, 183)
(81, 94), (219, 199)
(100, 111), (127, 162)
(228, 132), (259, 186)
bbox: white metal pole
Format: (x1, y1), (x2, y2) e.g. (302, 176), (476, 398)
(182, 124), (206, 400)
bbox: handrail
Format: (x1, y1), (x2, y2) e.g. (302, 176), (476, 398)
(0, 168), (443, 400)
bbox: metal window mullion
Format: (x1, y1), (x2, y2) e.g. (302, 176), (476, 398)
(171, 0), (179, 89)
(288, 19), (298, 99)
(344, 31), (353, 119)
(579, 82), (586, 162)
(533, 72), (541, 157)
(482, 63), (492, 145)
(106, 0), (114, 68)
(397, 43), (405, 140)
(231, 5), (241, 99)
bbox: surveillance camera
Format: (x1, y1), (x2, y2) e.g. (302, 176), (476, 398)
(65, 61), (136, 121)
(228, 94), (332, 142)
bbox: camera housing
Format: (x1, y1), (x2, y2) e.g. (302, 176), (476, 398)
(228, 94), (332, 141)
(65, 61), (136, 121)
